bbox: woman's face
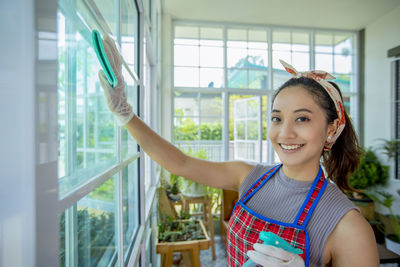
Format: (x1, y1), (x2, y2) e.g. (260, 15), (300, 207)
(268, 86), (334, 169)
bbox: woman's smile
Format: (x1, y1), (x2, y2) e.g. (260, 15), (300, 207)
(279, 143), (305, 152)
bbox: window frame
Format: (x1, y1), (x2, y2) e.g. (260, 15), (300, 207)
(172, 21), (360, 165)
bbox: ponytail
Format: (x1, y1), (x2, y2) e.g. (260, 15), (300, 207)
(322, 82), (361, 192)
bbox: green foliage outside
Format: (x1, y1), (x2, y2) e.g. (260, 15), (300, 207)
(174, 95), (268, 142)
(349, 148), (389, 190)
(60, 209), (115, 266)
(368, 190), (400, 242)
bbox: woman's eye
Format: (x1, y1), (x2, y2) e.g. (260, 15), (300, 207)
(296, 117), (310, 122)
(271, 117), (281, 122)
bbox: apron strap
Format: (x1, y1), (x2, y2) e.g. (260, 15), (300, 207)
(294, 168), (328, 227)
(240, 164), (282, 203)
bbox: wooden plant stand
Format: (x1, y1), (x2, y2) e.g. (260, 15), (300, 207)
(156, 220), (210, 267)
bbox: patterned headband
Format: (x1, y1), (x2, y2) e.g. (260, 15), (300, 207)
(279, 59), (346, 151)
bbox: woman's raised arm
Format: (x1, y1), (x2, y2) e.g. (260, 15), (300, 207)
(97, 34), (253, 191)
(125, 116), (253, 190)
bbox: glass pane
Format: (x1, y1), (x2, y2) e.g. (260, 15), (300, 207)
(342, 95), (351, 114)
(200, 68), (223, 88)
(334, 54), (352, 74)
(200, 46), (223, 67)
(247, 98), (259, 118)
(273, 71), (292, 90)
(315, 33), (333, 53)
(227, 40), (247, 48)
(200, 27), (223, 40)
(248, 42), (268, 50)
(334, 34), (352, 55)
(174, 117), (199, 141)
(174, 38), (199, 45)
(227, 47), (247, 68)
(236, 121), (246, 139)
(272, 31), (291, 51)
(272, 51), (291, 89)
(248, 70), (268, 89)
(174, 92), (199, 117)
(228, 69), (247, 88)
(272, 51), (290, 70)
(93, 0), (118, 35)
(123, 162), (139, 257)
(292, 32), (309, 52)
(174, 67), (199, 87)
(249, 30), (267, 42)
(200, 39), (223, 46)
(122, 69), (138, 159)
(60, 177), (117, 266)
(247, 120), (259, 140)
(200, 94), (222, 118)
(200, 118), (222, 141)
(174, 45), (199, 66)
(248, 49), (267, 67)
(234, 100), (247, 119)
(175, 25), (198, 39)
(230, 95), (260, 162)
(335, 74), (351, 93)
(228, 28), (246, 41)
(292, 52), (310, 71)
(121, 0), (139, 74)
(261, 96), (268, 163)
(315, 53), (333, 73)
(58, 8), (117, 196)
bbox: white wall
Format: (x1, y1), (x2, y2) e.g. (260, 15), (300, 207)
(364, 5), (400, 214)
(0, 1), (35, 266)
(0, 0), (59, 266)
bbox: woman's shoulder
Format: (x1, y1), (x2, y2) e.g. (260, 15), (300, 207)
(238, 164), (277, 198)
(324, 209), (379, 266)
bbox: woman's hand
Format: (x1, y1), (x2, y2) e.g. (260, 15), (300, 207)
(98, 35), (134, 126)
(246, 243), (305, 267)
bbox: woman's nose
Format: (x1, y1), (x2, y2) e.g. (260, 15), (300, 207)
(279, 121), (297, 139)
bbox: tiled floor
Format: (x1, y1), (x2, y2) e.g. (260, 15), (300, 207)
(172, 235), (228, 267)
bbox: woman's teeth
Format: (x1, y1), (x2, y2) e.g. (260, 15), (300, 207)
(280, 144), (304, 150)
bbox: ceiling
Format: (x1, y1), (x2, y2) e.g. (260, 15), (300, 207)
(161, 0), (400, 30)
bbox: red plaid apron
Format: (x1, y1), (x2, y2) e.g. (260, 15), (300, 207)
(227, 164), (327, 267)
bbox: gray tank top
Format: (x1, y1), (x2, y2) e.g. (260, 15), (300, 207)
(239, 164), (359, 267)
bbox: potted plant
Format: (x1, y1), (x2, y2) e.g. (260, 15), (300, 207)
(165, 173), (182, 202)
(378, 138), (400, 159)
(348, 147), (389, 220)
(178, 147), (208, 197)
(368, 190), (400, 254)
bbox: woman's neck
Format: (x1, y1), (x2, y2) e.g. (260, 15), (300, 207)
(281, 161), (321, 182)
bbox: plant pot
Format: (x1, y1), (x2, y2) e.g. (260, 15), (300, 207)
(181, 179), (204, 197)
(349, 197), (375, 221)
(385, 236), (400, 255)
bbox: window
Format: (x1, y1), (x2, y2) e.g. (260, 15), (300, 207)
(174, 92), (223, 161)
(174, 26), (224, 88)
(56, 0), (160, 266)
(228, 29), (268, 89)
(173, 23), (359, 165)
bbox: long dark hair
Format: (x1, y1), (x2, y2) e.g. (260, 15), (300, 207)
(272, 77), (360, 192)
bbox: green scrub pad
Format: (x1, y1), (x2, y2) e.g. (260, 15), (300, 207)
(92, 30), (118, 88)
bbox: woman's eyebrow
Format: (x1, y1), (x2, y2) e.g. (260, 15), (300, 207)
(271, 108), (313, 113)
(294, 108), (313, 113)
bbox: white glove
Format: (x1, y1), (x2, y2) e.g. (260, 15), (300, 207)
(98, 35), (135, 126)
(246, 243), (305, 267)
